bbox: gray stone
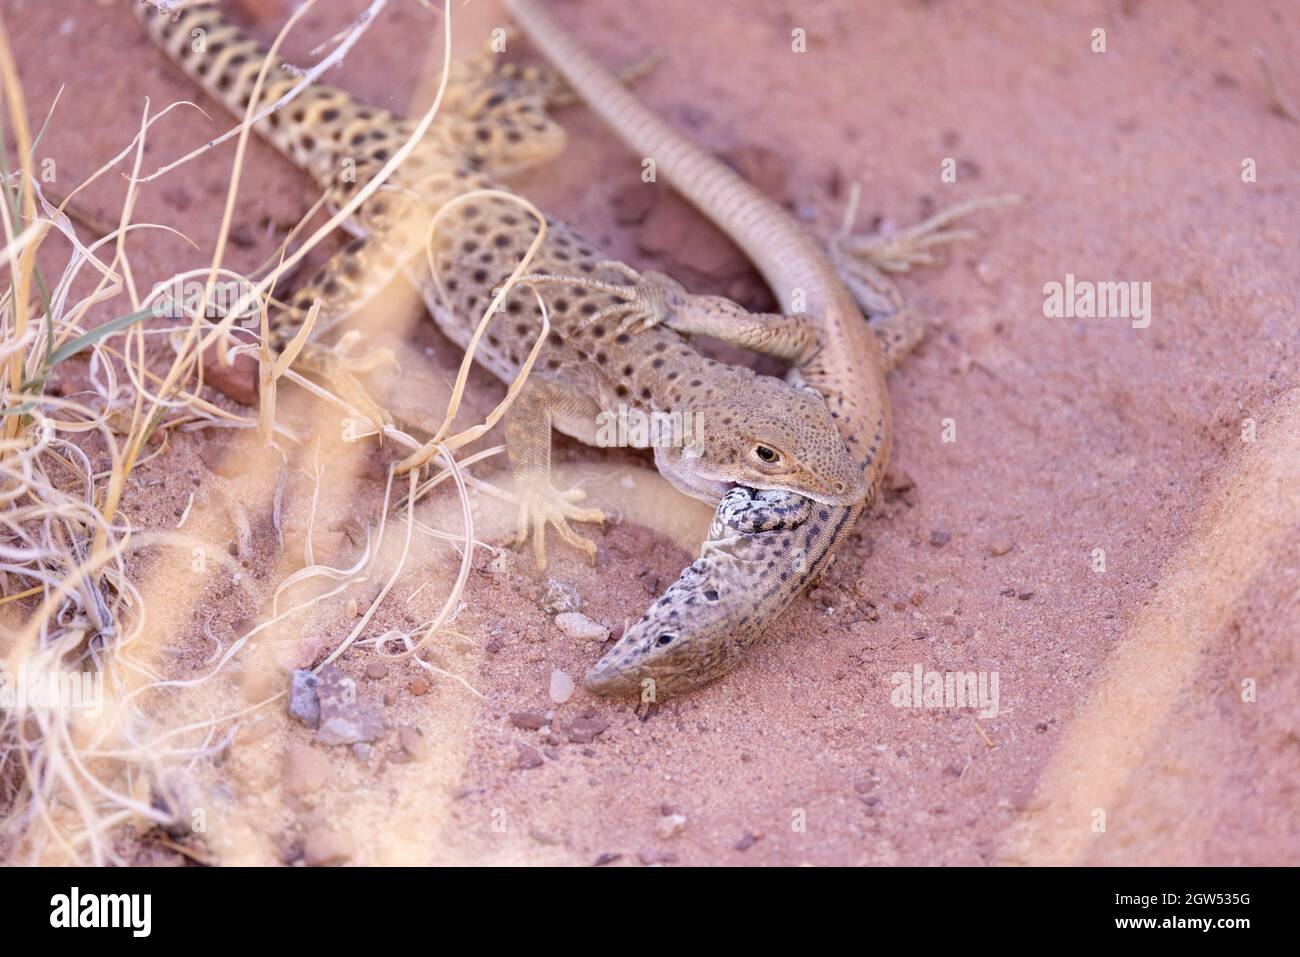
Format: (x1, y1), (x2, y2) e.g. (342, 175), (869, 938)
(315, 664), (384, 746)
(288, 670), (320, 729)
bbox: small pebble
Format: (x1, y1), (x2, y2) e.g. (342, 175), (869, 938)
(990, 538), (1015, 556)
(302, 825), (354, 866)
(929, 530), (950, 547)
(564, 715), (610, 744)
(540, 579), (582, 615)
(287, 670), (321, 729)
(655, 813), (687, 839)
(283, 743), (329, 796)
(408, 677), (430, 696)
(555, 611), (610, 643)
(637, 848), (678, 866)
(549, 669), (575, 704)
(515, 744), (544, 770)
(398, 726), (428, 761)
(315, 665), (384, 746)
(509, 711), (548, 731)
(364, 662), (388, 680)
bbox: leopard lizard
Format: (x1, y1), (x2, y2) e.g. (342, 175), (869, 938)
(134, 0), (873, 571)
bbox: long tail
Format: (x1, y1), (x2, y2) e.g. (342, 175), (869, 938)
(131, 0), (401, 189)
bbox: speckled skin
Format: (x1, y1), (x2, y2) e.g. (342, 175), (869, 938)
(422, 204), (865, 502)
(135, 1), (869, 570)
(584, 486), (842, 697)
(508, 0), (1013, 695)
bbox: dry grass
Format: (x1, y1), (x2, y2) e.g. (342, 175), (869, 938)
(0, 0), (550, 864)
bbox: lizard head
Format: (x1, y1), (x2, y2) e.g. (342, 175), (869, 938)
(585, 487), (842, 698)
(655, 373), (866, 507)
(584, 555), (754, 698)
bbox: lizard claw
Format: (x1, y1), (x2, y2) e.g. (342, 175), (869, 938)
(827, 191), (1021, 316)
(297, 340), (394, 430)
(512, 478), (606, 572)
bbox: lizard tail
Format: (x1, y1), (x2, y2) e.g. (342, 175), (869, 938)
(131, 0), (403, 189)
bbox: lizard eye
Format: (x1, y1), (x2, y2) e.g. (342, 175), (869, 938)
(752, 445), (781, 466)
(655, 633), (676, 647)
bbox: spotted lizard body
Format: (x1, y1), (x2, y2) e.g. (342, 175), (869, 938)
(507, 0), (1016, 695)
(134, 0), (871, 570)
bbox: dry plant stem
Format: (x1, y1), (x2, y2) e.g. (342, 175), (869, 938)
(0, 0), (508, 863)
(396, 190), (553, 472)
(0, 13), (38, 440)
(142, 0), (326, 428)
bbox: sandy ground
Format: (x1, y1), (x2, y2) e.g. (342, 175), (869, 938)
(3, 0), (1298, 865)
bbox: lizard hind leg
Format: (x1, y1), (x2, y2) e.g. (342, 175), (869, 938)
(505, 377), (607, 572)
(444, 34), (655, 177)
(443, 48), (570, 176)
(293, 336), (396, 431)
(828, 191), (1021, 284)
(827, 191), (1021, 318)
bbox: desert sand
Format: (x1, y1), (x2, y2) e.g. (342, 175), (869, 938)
(1, 0), (1296, 865)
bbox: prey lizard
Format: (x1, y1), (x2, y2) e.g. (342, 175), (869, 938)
(133, 0), (873, 570)
(507, 0), (1015, 694)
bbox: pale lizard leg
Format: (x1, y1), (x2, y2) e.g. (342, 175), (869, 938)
(827, 193), (1021, 317)
(865, 308), (926, 373)
(505, 262), (683, 335)
(512, 264), (822, 363)
(505, 377), (608, 571)
(653, 294), (820, 363)
(293, 336), (396, 429)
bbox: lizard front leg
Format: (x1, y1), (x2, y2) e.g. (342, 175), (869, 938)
(652, 293), (820, 363)
(513, 265), (820, 364)
(626, 286), (918, 373)
(505, 376), (608, 571)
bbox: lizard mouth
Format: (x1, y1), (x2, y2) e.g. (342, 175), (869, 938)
(653, 447), (735, 504)
(743, 477), (860, 507)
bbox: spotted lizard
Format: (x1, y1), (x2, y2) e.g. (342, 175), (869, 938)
(134, 0), (875, 571)
(507, 0), (1016, 695)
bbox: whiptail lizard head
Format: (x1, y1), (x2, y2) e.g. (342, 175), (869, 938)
(586, 486), (848, 697)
